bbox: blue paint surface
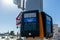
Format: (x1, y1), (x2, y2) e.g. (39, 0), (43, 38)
(24, 17), (36, 22)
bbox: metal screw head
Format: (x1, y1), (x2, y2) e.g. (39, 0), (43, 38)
(29, 33), (31, 36)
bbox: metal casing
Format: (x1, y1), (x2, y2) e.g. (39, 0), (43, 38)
(21, 10), (39, 37)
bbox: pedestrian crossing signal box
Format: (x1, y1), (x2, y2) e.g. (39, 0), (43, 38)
(21, 10), (53, 38)
(21, 10), (39, 37)
(41, 12), (53, 38)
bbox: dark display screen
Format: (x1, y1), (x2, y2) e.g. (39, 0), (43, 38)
(46, 15), (51, 34)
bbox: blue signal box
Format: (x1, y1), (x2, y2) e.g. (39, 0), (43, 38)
(41, 12), (53, 38)
(21, 10), (39, 37)
(21, 10), (53, 38)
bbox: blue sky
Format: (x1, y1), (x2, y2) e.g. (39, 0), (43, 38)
(0, 0), (60, 33)
(43, 0), (60, 26)
(0, 0), (21, 33)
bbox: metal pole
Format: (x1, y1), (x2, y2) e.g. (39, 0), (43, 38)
(20, 25), (22, 40)
(20, 0), (25, 40)
(22, 0), (25, 11)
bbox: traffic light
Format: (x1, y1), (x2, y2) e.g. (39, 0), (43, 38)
(21, 10), (53, 38)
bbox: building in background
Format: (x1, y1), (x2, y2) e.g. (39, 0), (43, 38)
(50, 24), (58, 40)
(53, 24), (58, 38)
(57, 27), (60, 40)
